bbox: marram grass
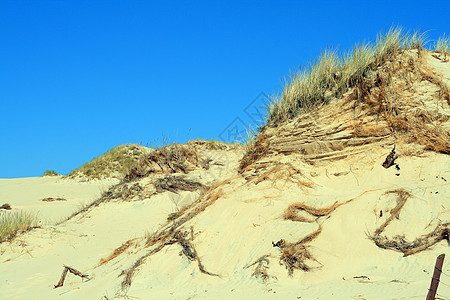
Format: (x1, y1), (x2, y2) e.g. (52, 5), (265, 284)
(267, 27), (445, 126)
(0, 210), (39, 242)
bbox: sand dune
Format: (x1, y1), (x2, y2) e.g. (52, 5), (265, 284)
(1, 50), (450, 299)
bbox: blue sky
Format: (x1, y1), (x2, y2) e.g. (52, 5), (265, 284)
(1, 0), (449, 178)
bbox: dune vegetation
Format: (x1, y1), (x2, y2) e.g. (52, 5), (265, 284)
(0, 210), (39, 243)
(267, 27), (449, 126)
(66, 144), (150, 180)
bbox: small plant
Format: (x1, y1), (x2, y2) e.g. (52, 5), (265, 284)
(0, 210), (39, 242)
(43, 170), (60, 176)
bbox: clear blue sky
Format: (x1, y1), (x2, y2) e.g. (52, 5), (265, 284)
(1, 0), (449, 178)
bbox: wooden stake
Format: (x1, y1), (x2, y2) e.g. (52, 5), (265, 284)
(426, 254), (445, 300)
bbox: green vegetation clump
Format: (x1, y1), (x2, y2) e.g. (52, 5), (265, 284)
(190, 139), (241, 150)
(267, 27), (445, 126)
(43, 170), (60, 176)
(66, 144), (150, 180)
(0, 210), (39, 243)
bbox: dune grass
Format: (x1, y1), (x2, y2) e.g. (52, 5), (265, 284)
(0, 210), (39, 243)
(435, 34), (449, 53)
(67, 144), (149, 180)
(266, 27), (445, 126)
(43, 170), (60, 176)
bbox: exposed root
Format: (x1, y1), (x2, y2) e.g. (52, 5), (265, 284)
(115, 180), (232, 291)
(155, 175), (204, 193)
(98, 239), (138, 266)
(368, 189), (449, 256)
(279, 225), (323, 275)
(374, 189), (411, 235)
(369, 223), (450, 257)
(243, 160), (314, 191)
(125, 143), (206, 182)
(284, 198), (355, 222)
(353, 51), (450, 154)
(120, 229), (219, 291)
(239, 134), (269, 172)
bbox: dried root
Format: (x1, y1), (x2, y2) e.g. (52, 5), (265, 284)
(374, 189), (411, 235)
(125, 143), (206, 181)
(246, 255), (275, 283)
(370, 223), (450, 257)
(284, 201), (348, 222)
(279, 225), (323, 275)
(98, 239), (138, 266)
(120, 228), (218, 291)
(155, 175), (204, 193)
(369, 189), (449, 256)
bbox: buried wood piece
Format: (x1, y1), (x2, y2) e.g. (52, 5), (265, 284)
(41, 197), (66, 202)
(54, 265), (90, 288)
(0, 203), (12, 210)
(382, 145), (398, 168)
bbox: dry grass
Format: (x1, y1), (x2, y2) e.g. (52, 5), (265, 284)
(189, 139), (240, 151)
(350, 51), (450, 154)
(125, 143), (205, 182)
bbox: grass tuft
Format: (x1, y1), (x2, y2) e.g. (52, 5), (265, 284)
(0, 210), (39, 242)
(43, 170), (60, 176)
(266, 26), (437, 126)
(435, 34), (450, 53)
(66, 144), (149, 180)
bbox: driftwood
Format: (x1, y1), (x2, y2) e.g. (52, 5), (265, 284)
(54, 265), (90, 288)
(41, 197), (66, 202)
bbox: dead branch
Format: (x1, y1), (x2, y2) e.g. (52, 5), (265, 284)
(54, 265), (90, 288)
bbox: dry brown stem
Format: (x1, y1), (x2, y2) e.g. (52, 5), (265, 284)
(155, 175), (204, 193)
(54, 265), (90, 288)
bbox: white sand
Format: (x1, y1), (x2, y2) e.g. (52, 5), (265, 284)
(0, 176), (118, 224)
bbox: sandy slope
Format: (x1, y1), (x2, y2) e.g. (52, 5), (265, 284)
(1, 52), (450, 300)
(0, 176), (118, 223)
